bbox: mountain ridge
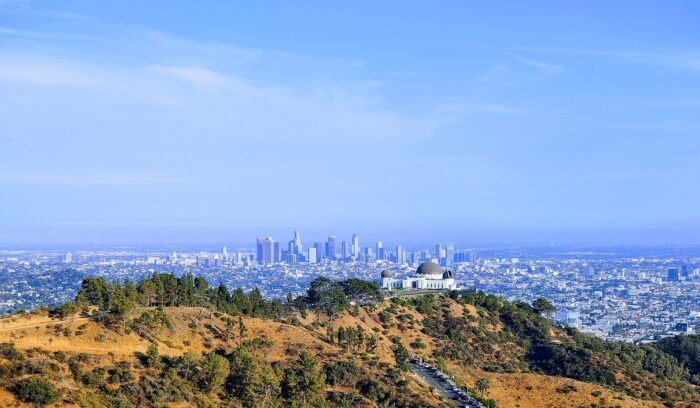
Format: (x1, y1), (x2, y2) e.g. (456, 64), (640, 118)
(0, 273), (698, 407)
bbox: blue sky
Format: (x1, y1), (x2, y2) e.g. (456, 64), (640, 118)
(0, 1), (699, 245)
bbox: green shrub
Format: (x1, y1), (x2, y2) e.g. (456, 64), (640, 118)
(14, 377), (61, 406)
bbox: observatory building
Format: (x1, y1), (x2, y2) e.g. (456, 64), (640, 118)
(380, 261), (456, 291)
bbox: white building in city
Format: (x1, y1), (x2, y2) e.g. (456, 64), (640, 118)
(380, 261), (457, 291)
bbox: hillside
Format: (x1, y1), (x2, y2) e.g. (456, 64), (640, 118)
(0, 274), (698, 407)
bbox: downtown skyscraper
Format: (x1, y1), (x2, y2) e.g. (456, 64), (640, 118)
(376, 241), (385, 260)
(351, 234), (360, 260)
(256, 237), (275, 265)
(325, 236), (336, 260)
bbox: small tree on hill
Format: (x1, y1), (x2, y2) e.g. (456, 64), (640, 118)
(533, 297), (556, 317)
(238, 316), (247, 344)
(176, 350), (200, 381)
(109, 287), (135, 334)
(199, 352), (230, 394)
(223, 317), (235, 342)
(475, 377), (490, 397)
(145, 342), (161, 369)
(282, 351), (325, 406)
(392, 342), (410, 372)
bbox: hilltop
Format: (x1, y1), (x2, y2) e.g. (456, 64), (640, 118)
(0, 273), (698, 407)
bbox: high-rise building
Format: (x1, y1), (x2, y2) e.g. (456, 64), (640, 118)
(364, 247), (374, 259)
(411, 251), (420, 265)
(435, 243), (444, 260)
(308, 247), (317, 264)
(445, 244), (455, 266)
(396, 245), (405, 264)
(222, 246), (228, 261)
(273, 241), (280, 263)
(325, 236), (336, 260)
(341, 241), (348, 260)
(668, 268), (680, 282)
(64, 252), (73, 263)
(292, 230), (302, 255)
(314, 242), (324, 263)
(376, 241), (385, 260)
(351, 234), (360, 260)
(256, 238), (264, 265)
(257, 237), (274, 265)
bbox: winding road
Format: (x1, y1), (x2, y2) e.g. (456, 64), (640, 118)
(410, 361), (482, 408)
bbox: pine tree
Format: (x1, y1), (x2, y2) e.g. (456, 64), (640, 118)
(223, 317), (235, 342)
(228, 347), (280, 407)
(366, 334), (378, 353)
(145, 343), (161, 369)
(393, 342), (410, 372)
(282, 351), (325, 406)
(199, 352), (230, 394)
(326, 324), (334, 344)
(238, 316), (247, 344)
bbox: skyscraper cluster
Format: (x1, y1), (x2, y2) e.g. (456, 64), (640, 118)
(253, 231), (477, 267)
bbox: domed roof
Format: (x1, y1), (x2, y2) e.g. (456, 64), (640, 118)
(416, 261), (442, 276)
(381, 270), (394, 278)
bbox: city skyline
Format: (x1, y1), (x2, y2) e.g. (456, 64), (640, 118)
(250, 229), (472, 267)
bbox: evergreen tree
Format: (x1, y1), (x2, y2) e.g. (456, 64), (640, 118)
(178, 274), (195, 306)
(176, 350), (200, 381)
(145, 343), (161, 369)
(227, 347), (275, 407)
(533, 298), (556, 316)
(366, 334), (378, 353)
(199, 352), (230, 394)
(138, 279), (157, 307)
(282, 351), (325, 406)
(76, 277), (111, 310)
(249, 288), (265, 316)
(223, 317), (235, 342)
(109, 286), (135, 334)
(238, 316), (248, 343)
(194, 277), (208, 305)
(326, 324), (334, 344)
(392, 342), (410, 372)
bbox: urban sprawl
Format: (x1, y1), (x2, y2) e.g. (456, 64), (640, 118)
(1, 231), (699, 344)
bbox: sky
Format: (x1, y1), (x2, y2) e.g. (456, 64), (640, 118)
(0, 1), (699, 246)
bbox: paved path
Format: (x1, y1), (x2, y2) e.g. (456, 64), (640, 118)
(410, 361), (482, 408)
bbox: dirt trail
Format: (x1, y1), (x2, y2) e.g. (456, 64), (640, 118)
(0, 317), (90, 333)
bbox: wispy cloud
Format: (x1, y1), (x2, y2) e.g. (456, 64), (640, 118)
(643, 99), (700, 108)
(435, 102), (526, 115)
(611, 120), (700, 132)
(521, 46), (700, 72)
(479, 64), (510, 82)
(472, 104), (526, 114)
(0, 172), (189, 186)
(479, 55), (563, 85)
(515, 56), (564, 78)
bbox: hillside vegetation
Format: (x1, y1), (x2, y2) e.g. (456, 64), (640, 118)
(0, 273), (698, 407)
